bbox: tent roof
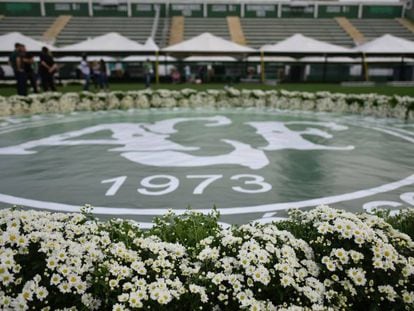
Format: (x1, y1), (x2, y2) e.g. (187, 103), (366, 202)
(56, 56), (117, 62)
(59, 32), (147, 52)
(184, 55), (237, 62)
(354, 34), (414, 53)
(163, 32), (255, 53)
(0, 32), (55, 52)
(261, 34), (351, 53)
(247, 56), (296, 62)
(143, 37), (159, 51)
(123, 55), (176, 62)
(300, 56), (356, 63)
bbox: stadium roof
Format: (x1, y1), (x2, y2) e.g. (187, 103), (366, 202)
(0, 32), (54, 52)
(163, 33), (255, 53)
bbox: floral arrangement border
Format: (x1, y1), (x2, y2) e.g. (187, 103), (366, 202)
(0, 205), (413, 310)
(0, 88), (413, 120)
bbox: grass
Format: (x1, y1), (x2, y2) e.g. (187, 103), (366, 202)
(1, 82), (414, 97)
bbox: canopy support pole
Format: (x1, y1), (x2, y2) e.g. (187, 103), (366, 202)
(155, 50), (159, 84)
(260, 50), (265, 83)
(399, 55), (405, 81)
(322, 54), (327, 82)
(362, 52), (369, 81)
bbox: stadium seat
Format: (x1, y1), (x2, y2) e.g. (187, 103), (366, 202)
(55, 16), (161, 46)
(350, 18), (414, 41)
(240, 18), (354, 48)
(0, 16), (56, 41)
(183, 17), (230, 41)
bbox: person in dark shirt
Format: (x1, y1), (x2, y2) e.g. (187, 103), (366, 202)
(99, 59), (109, 90)
(39, 46), (57, 92)
(22, 45), (38, 93)
(9, 42), (27, 96)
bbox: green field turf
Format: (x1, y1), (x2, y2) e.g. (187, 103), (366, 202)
(1, 83), (414, 97)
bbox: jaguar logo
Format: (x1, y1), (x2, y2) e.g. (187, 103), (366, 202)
(0, 116), (353, 169)
(0, 111), (412, 227)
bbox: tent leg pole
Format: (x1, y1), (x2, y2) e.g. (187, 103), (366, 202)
(362, 53), (369, 82)
(155, 51), (159, 85)
(260, 50), (265, 84)
(400, 56), (405, 81)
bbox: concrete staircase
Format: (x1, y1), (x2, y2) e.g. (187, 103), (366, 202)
(43, 15), (72, 44)
(396, 18), (414, 34)
(227, 16), (246, 45)
(183, 17), (230, 40)
(169, 16), (184, 45)
(335, 17), (365, 45)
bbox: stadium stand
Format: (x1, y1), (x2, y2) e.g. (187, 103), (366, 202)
(0, 16), (56, 40)
(0, 0), (412, 50)
(55, 17), (156, 46)
(240, 18), (354, 48)
(349, 18), (414, 41)
(183, 17), (230, 41)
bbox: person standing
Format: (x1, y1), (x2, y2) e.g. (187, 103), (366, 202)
(184, 65), (192, 83)
(143, 58), (153, 88)
(22, 45), (38, 93)
(78, 54), (91, 91)
(91, 61), (100, 90)
(9, 42), (27, 96)
(99, 58), (109, 90)
(39, 46), (57, 92)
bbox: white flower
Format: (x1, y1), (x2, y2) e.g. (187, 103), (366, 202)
(347, 268), (366, 286)
(112, 303), (126, 311)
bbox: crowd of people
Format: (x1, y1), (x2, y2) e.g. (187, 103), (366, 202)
(78, 54), (109, 91)
(9, 43), (112, 96)
(9, 43), (219, 96)
(10, 43), (57, 96)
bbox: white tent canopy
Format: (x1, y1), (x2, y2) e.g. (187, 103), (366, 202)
(364, 57), (414, 63)
(163, 32), (255, 53)
(121, 37), (173, 60)
(184, 56), (237, 62)
(261, 34), (352, 53)
(300, 56), (356, 63)
(59, 32), (147, 52)
(56, 56), (117, 62)
(354, 34), (414, 54)
(247, 56), (296, 62)
(143, 37), (159, 51)
(0, 32), (55, 52)
(123, 55), (176, 62)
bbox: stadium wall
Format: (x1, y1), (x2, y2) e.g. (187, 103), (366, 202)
(406, 0), (414, 19)
(0, 0), (406, 18)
